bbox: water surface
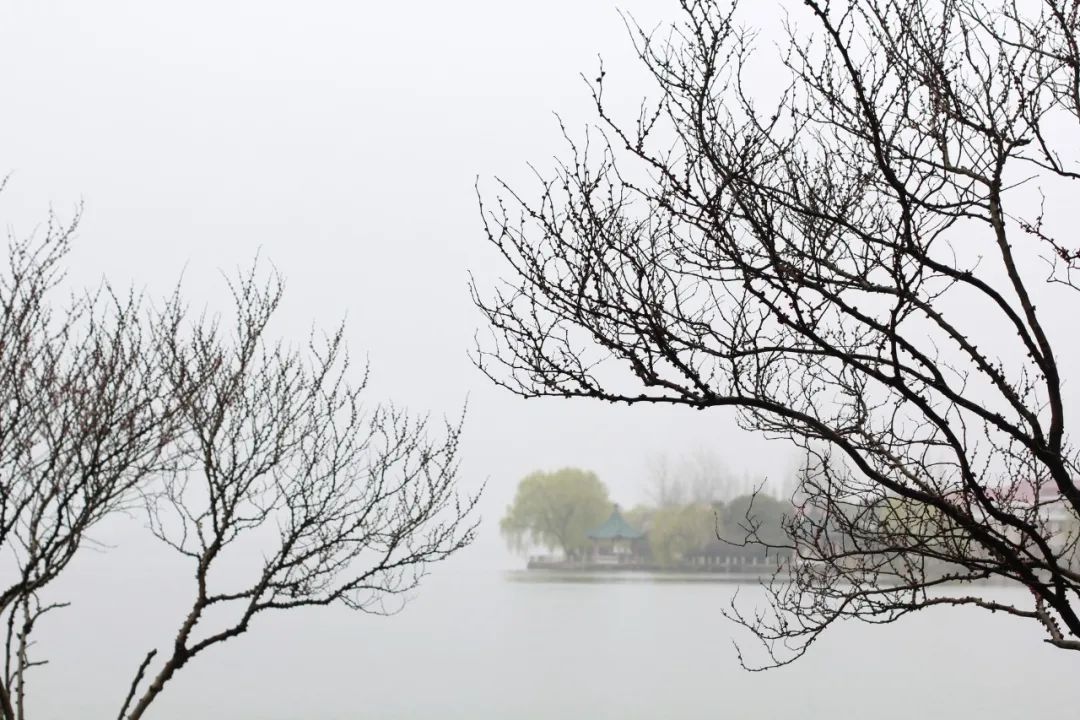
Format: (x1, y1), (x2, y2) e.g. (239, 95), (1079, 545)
(132, 568), (1077, 719)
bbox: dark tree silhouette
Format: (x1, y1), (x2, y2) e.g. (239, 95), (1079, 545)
(0, 218), (177, 719)
(473, 0), (1080, 665)
(116, 267), (475, 720)
(0, 205), (478, 719)
(120, 267), (478, 720)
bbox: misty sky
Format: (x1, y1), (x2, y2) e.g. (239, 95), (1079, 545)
(0, 0), (800, 563)
(0, 4), (810, 715)
(7, 3), (1079, 718)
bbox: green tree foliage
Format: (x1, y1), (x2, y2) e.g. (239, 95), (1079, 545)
(719, 494), (792, 548)
(500, 468), (610, 559)
(623, 504), (654, 536)
(871, 495), (971, 570)
(648, 503), (717, 566)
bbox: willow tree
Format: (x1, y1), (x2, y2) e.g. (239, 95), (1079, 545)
(501, 468), (611, 559)
(648, 503), (716, 566)
(474, 0), (1080, 664)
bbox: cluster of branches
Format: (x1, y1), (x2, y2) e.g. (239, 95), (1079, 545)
(0, 221), (478, 720)
(644, 450), (737, 507)
(473, 0), (1080, 665)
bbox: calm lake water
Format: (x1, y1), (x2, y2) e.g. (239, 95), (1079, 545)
(96, 566), (1077, 720)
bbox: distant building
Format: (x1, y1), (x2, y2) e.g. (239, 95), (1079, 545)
(586, 505), (647, 564)
(987, 481), (1079, 564)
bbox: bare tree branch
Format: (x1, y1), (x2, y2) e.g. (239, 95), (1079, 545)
(121, 264), (479, 720)
(474, 0), (1080, 666)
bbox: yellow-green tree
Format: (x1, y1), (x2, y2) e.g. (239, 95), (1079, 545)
(648, 503), (717, 566)
(500, 468), (610, 559)
(623, 504), (655, 535)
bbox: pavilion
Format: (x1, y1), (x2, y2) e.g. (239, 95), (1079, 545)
(587, 505), (646, 564)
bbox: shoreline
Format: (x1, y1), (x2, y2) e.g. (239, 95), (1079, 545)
(505, 566), (1016, 586)
(505, 568), (785, 584)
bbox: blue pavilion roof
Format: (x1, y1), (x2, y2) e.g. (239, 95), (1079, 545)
(587, 505), (645, 540)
